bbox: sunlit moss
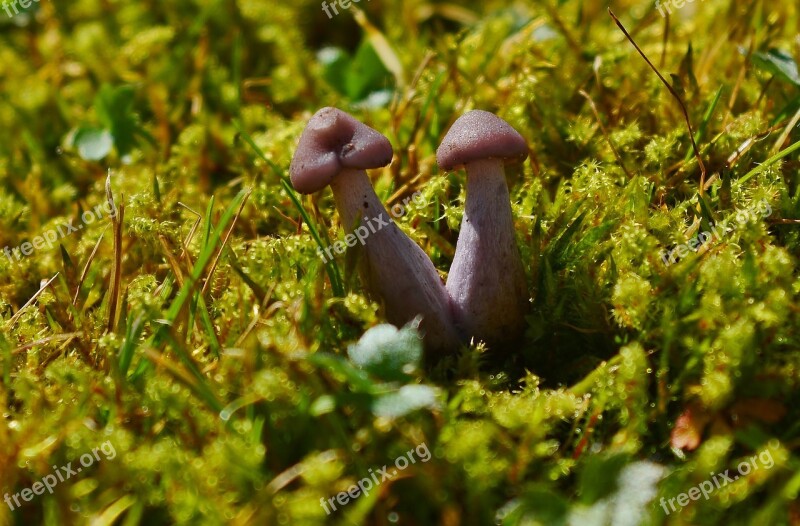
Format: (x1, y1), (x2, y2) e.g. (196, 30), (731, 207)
(1, 0), (799, 524)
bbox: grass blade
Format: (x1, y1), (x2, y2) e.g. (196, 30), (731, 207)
(737, 138), (800, 185)
(233, 119), (345, 297)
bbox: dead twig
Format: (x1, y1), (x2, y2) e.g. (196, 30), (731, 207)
(106, 172), (124, 333)
(8, 273), (60, 327)
(201, 189), (251, 296)
(13, 332), (81, 355)
(72, 228), (108, 307)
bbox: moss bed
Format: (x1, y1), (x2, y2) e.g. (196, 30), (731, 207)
(1, 1), (799, 524)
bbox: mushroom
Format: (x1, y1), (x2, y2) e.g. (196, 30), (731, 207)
(291, 107), (461, 352)
(437, 110), (530, 349)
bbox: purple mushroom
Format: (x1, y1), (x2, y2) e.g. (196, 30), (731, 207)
(291, 107), (461, 352)
(437, 110), (530, 349)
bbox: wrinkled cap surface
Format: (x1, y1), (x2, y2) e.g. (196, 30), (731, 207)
(290, 107), (393, 194)
(436, 110), (528, 171)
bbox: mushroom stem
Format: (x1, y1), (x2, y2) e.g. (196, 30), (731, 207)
(330, 169), (461, 352)
(446, 158), (528, 348)
(330, 169), (382, 232)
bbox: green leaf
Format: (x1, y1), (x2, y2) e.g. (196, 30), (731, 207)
(95, 84), (135, 128)
(95, 84), (139, 156)
(570, 461), (666, 526)
(497, 487), (569, 526)
(317, 47), (350, 95)
(347, 321), (423, 382)
(307, 352), (377, 394)
(752, 49), (800, 87)
(372, 384), (439, 419)
(316, 39), (394, 104)
(73, 127), (113, 161)
(578, 453), (629, 504)
(345, 40), (392, 101)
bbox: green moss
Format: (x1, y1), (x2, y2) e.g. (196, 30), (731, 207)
(1, 0), (800, 524)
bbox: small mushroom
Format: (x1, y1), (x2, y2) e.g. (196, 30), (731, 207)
(291, 107), (461, 352)
(437, 110), (530, 349)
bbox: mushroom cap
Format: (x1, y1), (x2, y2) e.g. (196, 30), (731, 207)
(436, 110), (528, 171)
(290, 107), (393, 194)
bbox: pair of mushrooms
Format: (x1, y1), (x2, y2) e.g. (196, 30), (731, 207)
(290, 107), (528, 353)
